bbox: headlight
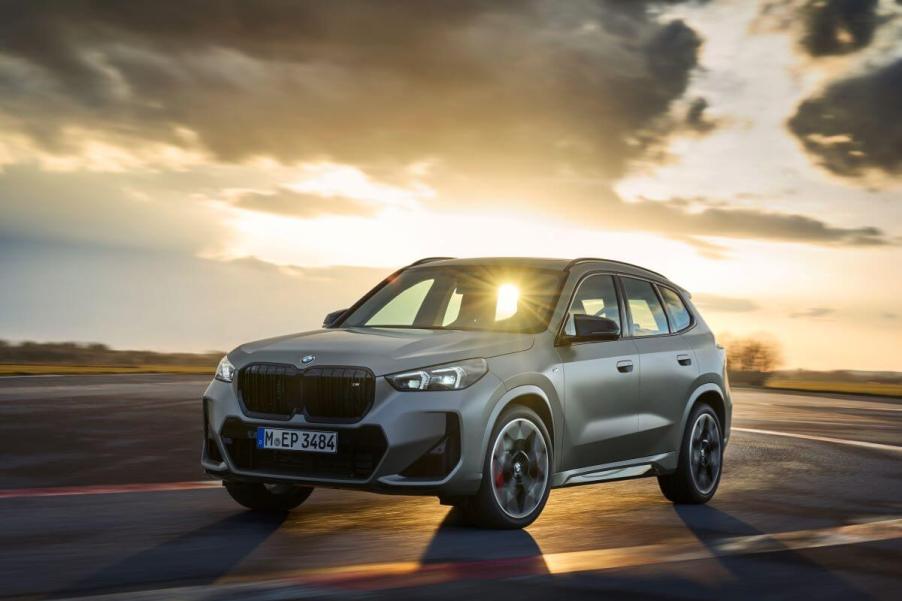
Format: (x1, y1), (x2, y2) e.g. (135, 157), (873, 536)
(386, 358), (488, 391)
(215, 356), (236, 383)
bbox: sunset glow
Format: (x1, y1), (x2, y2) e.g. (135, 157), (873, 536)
(1, 0), (900, 370)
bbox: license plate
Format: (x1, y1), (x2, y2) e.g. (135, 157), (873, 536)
(256, 427), (337, 454)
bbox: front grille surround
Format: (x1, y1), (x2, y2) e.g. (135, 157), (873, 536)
(236, 363), (375, 422)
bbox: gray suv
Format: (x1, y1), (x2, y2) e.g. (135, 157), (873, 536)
(202, 257), (730, 528)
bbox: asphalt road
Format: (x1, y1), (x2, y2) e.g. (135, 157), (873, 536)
(0, 375), (900, 600)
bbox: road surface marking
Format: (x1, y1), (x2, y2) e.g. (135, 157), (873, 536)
(268, 517), (902, 589)
(0, 480), (220, 499)
(54, 517), (902, 600)
(733, 427), (902, 453)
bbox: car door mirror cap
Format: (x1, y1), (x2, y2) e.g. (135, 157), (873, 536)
(560, 314), (621, 344)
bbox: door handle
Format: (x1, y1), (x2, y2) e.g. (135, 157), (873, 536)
(616, 360), (634, 373)
(677, 354), (692, 366)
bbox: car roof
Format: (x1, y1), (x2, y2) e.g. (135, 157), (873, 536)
(409, 257), (572, 270)
(407, 257), (674, 286)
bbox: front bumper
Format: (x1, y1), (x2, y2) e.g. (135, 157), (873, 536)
(201, 372), (505, 497)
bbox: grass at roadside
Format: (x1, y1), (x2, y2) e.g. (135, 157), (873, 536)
(0, 364), (214, 376)
(765, 378), (902, 398)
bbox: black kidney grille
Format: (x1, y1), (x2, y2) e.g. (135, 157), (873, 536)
(237, 363), (374, 420)
(237, 364), (302, 416)
(303, 367), (375, 420)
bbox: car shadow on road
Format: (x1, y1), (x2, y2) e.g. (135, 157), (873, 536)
(54, 510), (285, 598)
(419, 507), (548, 577)
(672, 505), (872, 600)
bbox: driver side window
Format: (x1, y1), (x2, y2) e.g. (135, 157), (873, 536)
(564, 275), (620, 336)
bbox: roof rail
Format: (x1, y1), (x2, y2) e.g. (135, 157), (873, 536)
(564, 257), (605, 270)
(409, 257), (455, 266)
(565, 257), (668, 280)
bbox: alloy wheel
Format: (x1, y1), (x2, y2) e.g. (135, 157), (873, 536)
(689, 412), (722, 495)
(490, 418), (549, 519)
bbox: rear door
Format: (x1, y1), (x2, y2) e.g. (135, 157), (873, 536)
(558, 273), (640, 470)
(619, 277), (699, 457)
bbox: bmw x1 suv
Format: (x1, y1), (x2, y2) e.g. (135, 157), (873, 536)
(202, 257), (731, 528)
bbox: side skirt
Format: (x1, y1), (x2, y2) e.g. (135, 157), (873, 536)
(551, 452), (676, 488)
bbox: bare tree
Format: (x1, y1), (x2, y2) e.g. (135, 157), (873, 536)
(721, 334), (783, 386)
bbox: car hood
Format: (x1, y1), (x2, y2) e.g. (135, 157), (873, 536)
(230, 327), (534, 375)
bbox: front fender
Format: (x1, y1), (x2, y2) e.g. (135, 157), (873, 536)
(478, 384), (563, 473)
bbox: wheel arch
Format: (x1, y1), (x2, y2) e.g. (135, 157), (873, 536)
(679, 383), (728, 448)
(481, 385), (560, 471)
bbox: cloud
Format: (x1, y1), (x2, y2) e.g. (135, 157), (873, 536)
(0, 0), (702, 183)
(790, 307), (834, 318)
(801, 0), (881, 56)
(685, 97), (717, 132)
(612, 198), (892, 248)
(692, 294), (759, 313)
(789, 58), (902, 177)
(226, 188), (379, 219)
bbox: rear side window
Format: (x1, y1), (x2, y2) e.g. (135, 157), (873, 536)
(659, 287), (692, 332)
(621, 278), (669, 337)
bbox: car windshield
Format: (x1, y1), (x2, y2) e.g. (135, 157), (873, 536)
(341, 265), (566, 333)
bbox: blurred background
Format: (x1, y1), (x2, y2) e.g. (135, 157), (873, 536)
(1, 1), (900, 600)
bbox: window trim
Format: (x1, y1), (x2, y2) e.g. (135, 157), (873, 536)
(554, 271), (626, 346)
(617, 275), (696, 340)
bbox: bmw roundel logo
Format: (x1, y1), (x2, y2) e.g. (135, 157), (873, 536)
(301, 354), (316, 365)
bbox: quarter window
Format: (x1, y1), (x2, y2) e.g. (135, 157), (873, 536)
(659, 287), (692, 332)
(563, 274), (620, 336)
(621, 278), (669, 337)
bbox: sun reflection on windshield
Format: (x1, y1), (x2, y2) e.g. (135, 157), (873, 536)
(495, 284), (520, 321)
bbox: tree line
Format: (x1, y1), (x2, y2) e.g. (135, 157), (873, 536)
(0, 340), (222, 367)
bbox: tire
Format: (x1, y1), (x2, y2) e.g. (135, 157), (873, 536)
(224, 481), (314, 512)
(462, 406), (552, 529)
(658, 403), (723, 504)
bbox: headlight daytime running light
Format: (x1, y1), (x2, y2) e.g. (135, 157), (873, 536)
(386, 358), (487, 391)
(215, 355), (236, 383)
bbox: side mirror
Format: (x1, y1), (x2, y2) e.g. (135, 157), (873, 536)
(565, 314), (620, 343)
(323, 309), (348, 328)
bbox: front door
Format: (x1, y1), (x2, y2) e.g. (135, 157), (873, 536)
(558, 274), (640, 470)
(619, 277), (700, 457)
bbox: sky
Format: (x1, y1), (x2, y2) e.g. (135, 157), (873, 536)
(1, 0), (900, 371)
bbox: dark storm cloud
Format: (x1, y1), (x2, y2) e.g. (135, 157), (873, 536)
(801, 0), (881, 57)
(0, 0), (702, 177)
(789, 58), (902, 177)
(228, 188), (378, 218)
